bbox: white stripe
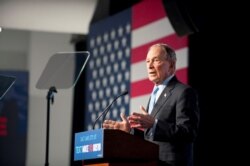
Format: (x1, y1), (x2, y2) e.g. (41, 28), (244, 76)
(132, 17), (175, 48)
(176, 48), (188, 69)
(129, 95), (150, 114)
(131, 61), (147, 82)
(131, 48), (188, 83)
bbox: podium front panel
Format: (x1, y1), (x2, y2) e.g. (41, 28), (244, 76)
(74, 129), (104, 161)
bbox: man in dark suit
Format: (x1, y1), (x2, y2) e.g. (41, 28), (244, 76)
(103, 43), (200, 166)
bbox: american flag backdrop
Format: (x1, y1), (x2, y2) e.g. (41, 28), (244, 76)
(84, 0), (188, 130)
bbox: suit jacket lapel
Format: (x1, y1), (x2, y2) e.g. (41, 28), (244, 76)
(150, 76), (178, 117)
(145, 76), (178, 136)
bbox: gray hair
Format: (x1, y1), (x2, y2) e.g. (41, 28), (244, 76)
(150, 43), (177, 62)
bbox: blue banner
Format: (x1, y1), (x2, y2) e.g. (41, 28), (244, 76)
(0, 70), (28, 166)
(74, 129), (104, 161)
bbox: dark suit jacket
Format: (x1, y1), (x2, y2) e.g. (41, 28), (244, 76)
(144, 76), (200, 166)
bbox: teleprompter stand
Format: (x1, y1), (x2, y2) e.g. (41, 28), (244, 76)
(36, 51), (90, 166)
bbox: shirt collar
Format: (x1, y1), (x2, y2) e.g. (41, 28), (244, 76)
(155, 74), (174, 87)
(151, 75), (174, 101)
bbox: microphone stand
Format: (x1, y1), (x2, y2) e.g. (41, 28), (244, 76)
(92, 99), (116, 130)
(45, 86), (57, 166)
(92, 90), (128, 130)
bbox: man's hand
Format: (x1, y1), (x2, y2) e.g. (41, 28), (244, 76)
(102, 112), (131, 133)
(128, 105), (155, 129)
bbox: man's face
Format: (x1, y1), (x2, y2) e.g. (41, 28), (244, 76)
(146, 46), (174, 85)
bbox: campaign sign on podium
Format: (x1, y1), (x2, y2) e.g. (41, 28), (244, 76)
(74, 129), (103, 161)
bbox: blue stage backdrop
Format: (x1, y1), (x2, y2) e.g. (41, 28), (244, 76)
(0, 70), (28, 166)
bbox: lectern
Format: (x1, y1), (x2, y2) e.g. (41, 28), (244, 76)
(74, 129), (159, 166)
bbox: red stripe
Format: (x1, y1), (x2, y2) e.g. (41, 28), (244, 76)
(131, 79), (154, 97)
(132, 0), (166, 30)
(176, 68), (188, 84)
(131, 34), (188, 63)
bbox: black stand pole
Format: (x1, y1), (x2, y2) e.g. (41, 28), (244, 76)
(45, 86), (57, 166)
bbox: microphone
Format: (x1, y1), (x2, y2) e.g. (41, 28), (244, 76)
(92, 90), (128, 130)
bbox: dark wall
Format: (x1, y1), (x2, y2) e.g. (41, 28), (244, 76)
(188, 1), (240, 165)
(90, 0), (141, 24)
